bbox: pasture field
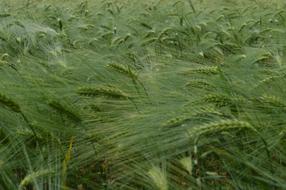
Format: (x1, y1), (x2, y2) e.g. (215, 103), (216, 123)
(1, 0), (286, 189)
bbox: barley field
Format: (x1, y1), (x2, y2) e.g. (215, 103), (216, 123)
(1, 0), (286, 189)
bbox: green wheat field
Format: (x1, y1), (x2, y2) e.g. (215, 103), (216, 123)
(1, 0), (286, 189)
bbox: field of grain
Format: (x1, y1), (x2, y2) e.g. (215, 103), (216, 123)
(1, 0), (286, 189)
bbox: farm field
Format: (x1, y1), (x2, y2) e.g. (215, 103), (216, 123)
(1, 0), (286, 189)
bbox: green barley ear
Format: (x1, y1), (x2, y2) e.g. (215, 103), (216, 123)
(142, 37), (158, 46)
(189, 120), (256, 138)
(202, 94), (233, 107)
(1, 53), (9, 60)
(257, 95), (285, 108)
(111, 34), (131, 46)
(77, 86), (129, 99)
(163, 116), (190, 128)
(144, 30), (156, 39)
(163, 106), (224, 128)
(256, 76), (277, 86)
(107, 63), (138, 80)
(0, 93), (38, 137)
(48, 100), (82, 122)
(16, 129), (43, 139)
(148, 166), (168, 190)
(19, 169), (53, 189)
(255, 74), (285, 88)
(182, 66), (220, 75)
(0, 93), (21, 113)
(185, 78), (214, 89)
(158, 27), (172, 41)
(179, 156), (193, 174)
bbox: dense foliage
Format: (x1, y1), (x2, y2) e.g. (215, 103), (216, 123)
(1, 0), (286, 189)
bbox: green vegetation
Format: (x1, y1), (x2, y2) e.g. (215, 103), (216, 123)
(1, 0), (286, 189)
